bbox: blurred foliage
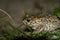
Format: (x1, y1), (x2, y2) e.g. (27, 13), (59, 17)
(53, 8), (60, 18)
(0, 9), (29, 40)
(0, 19), (29, 40)
(31, 30), (60, 40)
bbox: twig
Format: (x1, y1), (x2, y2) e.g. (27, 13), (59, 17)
(0, 9), (15, 24)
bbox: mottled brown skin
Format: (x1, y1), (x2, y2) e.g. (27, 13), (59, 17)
(23, 15), (60, 34)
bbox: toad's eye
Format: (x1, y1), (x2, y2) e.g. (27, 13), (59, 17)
(27, 19), (30, 22)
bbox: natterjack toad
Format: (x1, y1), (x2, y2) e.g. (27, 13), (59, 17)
(23, 15), (60, 34)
